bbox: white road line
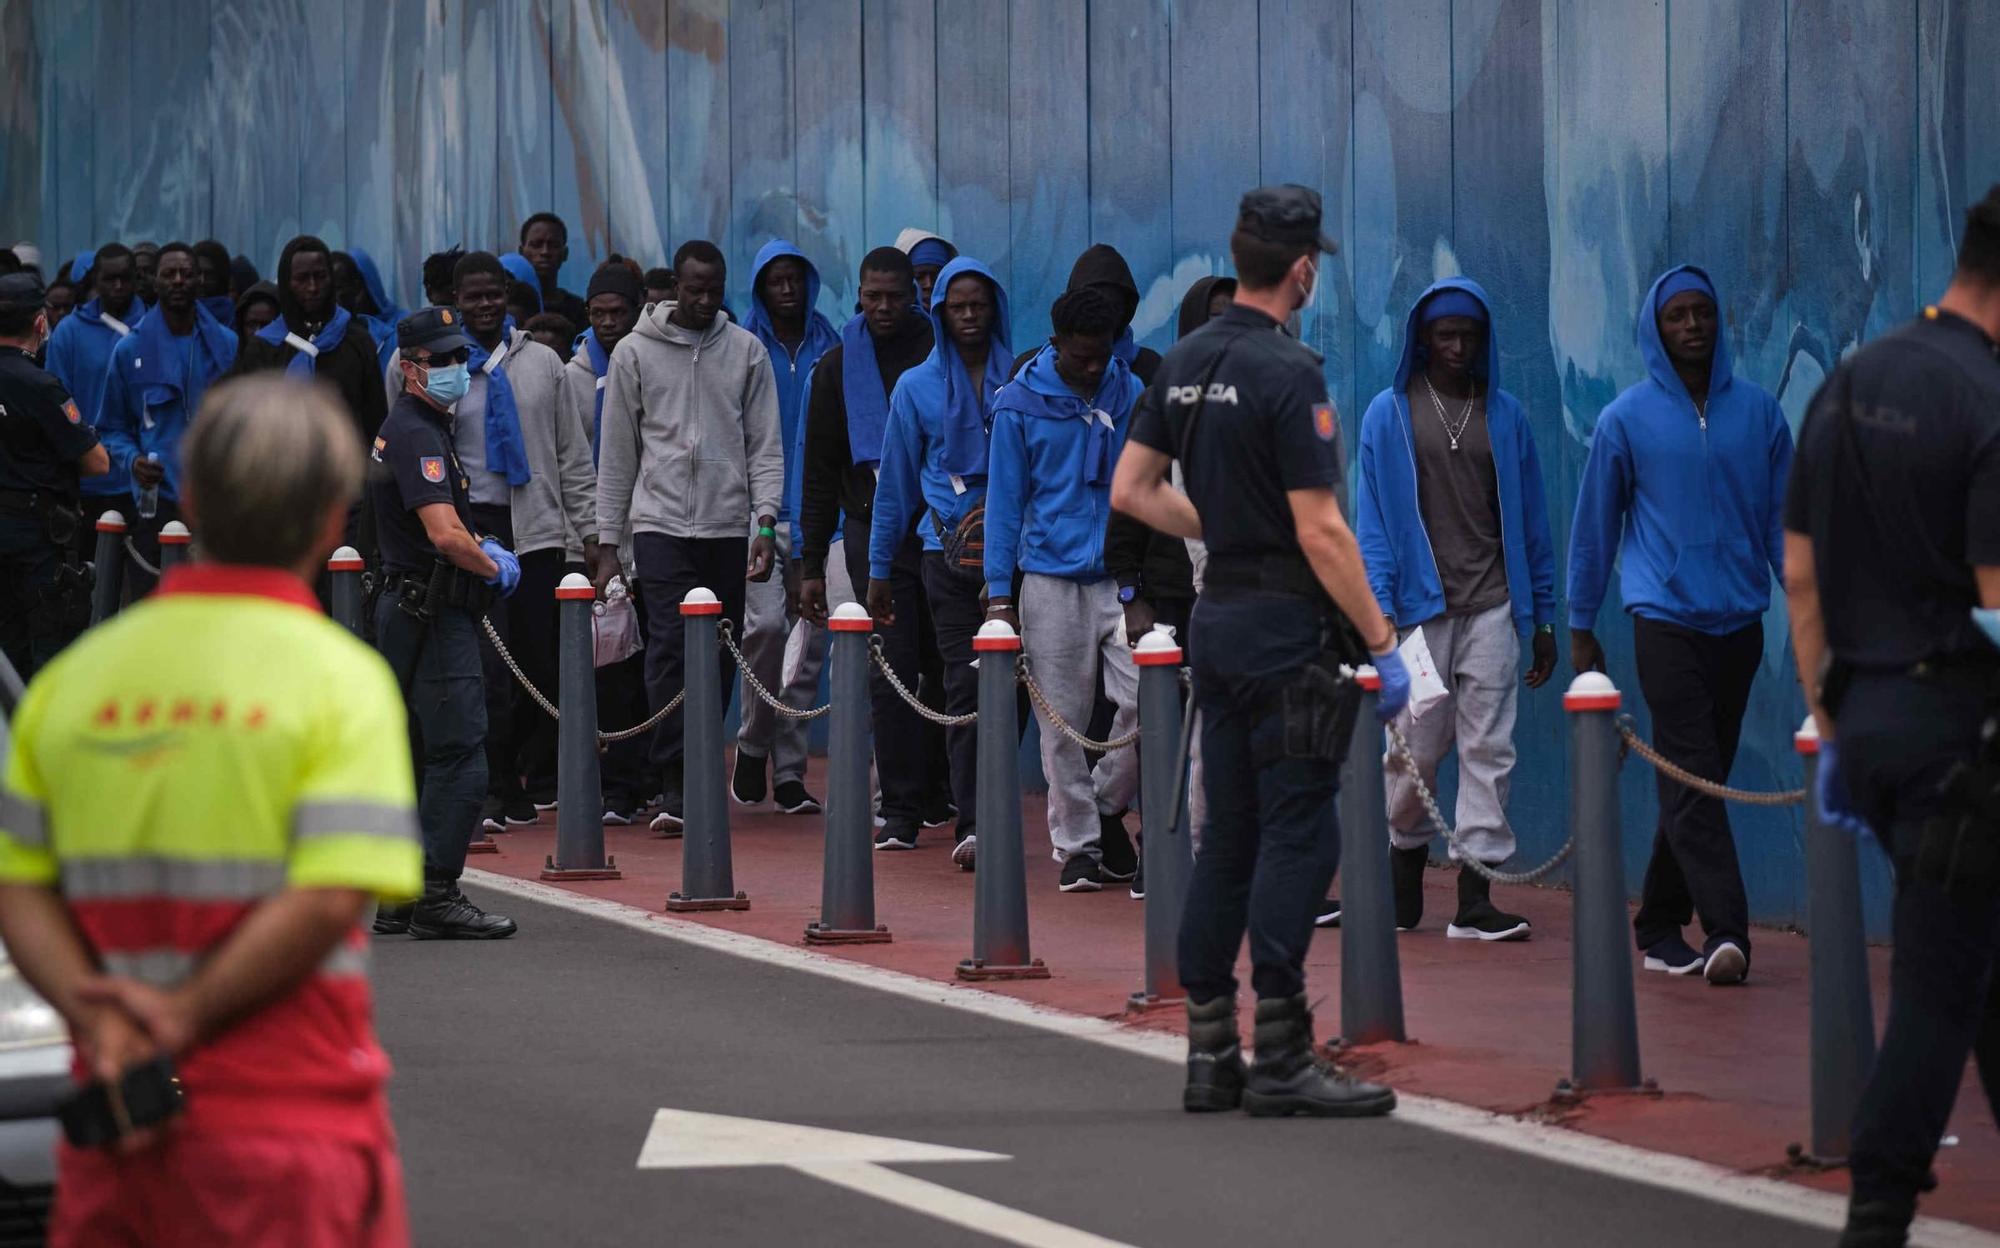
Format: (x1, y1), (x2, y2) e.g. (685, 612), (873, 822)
(466, 870), (2000, 1248)
(794, 1161), (1141, 1248)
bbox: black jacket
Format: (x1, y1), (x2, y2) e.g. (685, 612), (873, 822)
(798, 311), (935, 577)
(231, 320), (389, 448)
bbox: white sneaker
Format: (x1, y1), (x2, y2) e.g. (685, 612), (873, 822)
(1703, 941), (1748, 986)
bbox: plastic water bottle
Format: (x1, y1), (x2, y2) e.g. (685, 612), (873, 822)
(137, 453), (160, 521)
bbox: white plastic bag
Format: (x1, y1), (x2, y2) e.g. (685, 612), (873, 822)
(593, 577), (643, 668)
(1398, 626), (1450, 720)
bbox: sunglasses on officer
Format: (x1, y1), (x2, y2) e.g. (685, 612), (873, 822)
(410, 347), (470, 366)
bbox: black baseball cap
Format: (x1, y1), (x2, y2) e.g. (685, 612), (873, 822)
(0, 272), (46, 314)
(396, 305), (473, 356)
(1237, 184), (1339, 256)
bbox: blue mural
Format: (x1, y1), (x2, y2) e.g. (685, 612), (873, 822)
(5, 0), (1998, 932)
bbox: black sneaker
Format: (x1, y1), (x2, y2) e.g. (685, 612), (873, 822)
(920, 791), (957, 828)
(1129, 855), (1145, 900)
(951, 832), (977, 871)
(478, 794), (507, 836)
(649, 791), (684, 836)
(731, 751), (768, 806)
(773, 779), (822, 815)
(1059, 854), (1110, 892)
(1391, 845), (1428, 930)
(502, 796), (539, 827)
(1098, 812), (1138, 881)
(1446, 868), (1531, 941)
(373, 900), (414, 935)
(1641, 934), (1706, 975)
(1703, 938), (1749, 986)
(1314, 898), (1342, 928)
(408, 883), (517, 940)
(874, 821), (918, 851)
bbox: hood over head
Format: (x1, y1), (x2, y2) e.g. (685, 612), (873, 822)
(928, 256), (1011, 353)
(349, 247), (400, 321)
(1176, 276), (1237, 339)
(1636, 263), (1732, 401)
(744, 239), (833, 346)
(896, 228), (958, 272)
(1394, 276), (1500, 392)
(1064, 244), (1141, 330)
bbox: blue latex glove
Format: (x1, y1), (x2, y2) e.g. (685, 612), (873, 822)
(1372, 645), (1411, 723)
(1814, 738), (1865, 829)
(480, 538), (521, 598)
(1974, 607), (2000, 650)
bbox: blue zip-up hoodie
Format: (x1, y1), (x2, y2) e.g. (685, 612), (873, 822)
(744, 239), (838, 549)
(96, 300), (238, 505)
(983, 344), (1145, 596)
(350, 247), (405, 371)
(1355, 278), (1556, 638)
(44, 296), (149, 499)
(1566, 265), (1794, 636)
(869, 257), (1010, 580)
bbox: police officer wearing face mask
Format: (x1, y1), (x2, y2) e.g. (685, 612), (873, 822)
(1112, 185), (1410, 1118)
(0, 272), (111, 681)
(366, 306), (521, 941)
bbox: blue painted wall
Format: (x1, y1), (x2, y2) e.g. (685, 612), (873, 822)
(6, 0), (1998, 933)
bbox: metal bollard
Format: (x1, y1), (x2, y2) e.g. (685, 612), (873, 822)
(327, 545), (366, 636)
(666, 587), (749, 911)
(1562, 672), (1644, 1093)
(543, 574), (621, 881)
(1791, 716), (1875, 1165)
(1339, 666), (1407, 1045)
(805, 603), (890, 944)
(90, 511), (126, 624)
(1129, 625), (1189, 1010)
(156, 520), (192, 573)
(957, 619), (1047, 980)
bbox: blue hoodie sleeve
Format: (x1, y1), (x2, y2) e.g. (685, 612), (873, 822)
(869, 379), (923, 581)
(1566, 407), (1634, 631)
(1516, 415), (1559, 629)
(95, 345), (140, 481)
(1353, 396), (1398, 619)
(1762, 397), (1795, 582)
(982, 406), (1029, 598)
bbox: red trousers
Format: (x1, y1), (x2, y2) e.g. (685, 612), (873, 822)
(53, 1129), (409, 1247)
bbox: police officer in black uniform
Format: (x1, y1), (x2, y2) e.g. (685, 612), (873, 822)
(1113, 186), (1412, 1117)
(368, 306), (521, 941)
(1785, 186), (2000, 1248)
(0, 273), (110, 681)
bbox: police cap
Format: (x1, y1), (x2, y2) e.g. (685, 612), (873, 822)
(0, 272), (46, 314)
(396, 305), (474, 356)
(1237, 184), (1339, 256)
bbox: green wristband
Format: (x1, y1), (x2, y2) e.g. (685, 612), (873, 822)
(757, 525), (777, 539)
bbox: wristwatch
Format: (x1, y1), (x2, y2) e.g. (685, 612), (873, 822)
(1117, 585), (1138, 604)
(1536, 623), (1555, 636)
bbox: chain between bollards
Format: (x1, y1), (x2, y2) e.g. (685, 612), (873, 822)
(1015, 654), (1143, 752)
(716, 619), (832, 720)
(121, 535), (161, 579)
(868, 634), (977, 726)
(1617, 715), (1805, 806)
(1387, 723), (1576, 886)
(480, 613), (681, 743)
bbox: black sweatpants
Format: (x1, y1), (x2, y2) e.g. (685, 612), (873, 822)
(919, 550), (1027, 842)
(1630, 616), (1761, 958)
(632, 532), (747, 793)
(846, 520), (932, 828)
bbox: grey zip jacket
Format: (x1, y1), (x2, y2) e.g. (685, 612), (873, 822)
(596, 304), (783, 547)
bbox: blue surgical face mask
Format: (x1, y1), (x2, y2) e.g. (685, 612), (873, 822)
(422, 361), (470, 406)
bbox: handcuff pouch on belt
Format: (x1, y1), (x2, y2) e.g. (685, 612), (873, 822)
(1919, 715), (2000, 902)
(392, 559), (495, 623)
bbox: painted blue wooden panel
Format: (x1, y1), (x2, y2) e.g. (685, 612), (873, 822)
(124, 0), (217, 244)
(1087, 0), (1172, 356)
(343, 0), (402, 298)
(90, 0), (137, 245)
(207, 0), (305, 275)
(791, 0), (866, 320)
(667, 0), (731, 259)
(293, 1), (345, 245)
(728, 0), (795, 310)
(604, 0), (669, 270)
(860, 0), (937, 248)
(29, 1), (93, 264)
(549, 0), (611, 297)
(1167, 0), (1256, 266)
(1006, 0), (1089, 353)
(935, 0), (1010, 286)
(0, 1), (41, 243)
(1916, 0), (2000, 297)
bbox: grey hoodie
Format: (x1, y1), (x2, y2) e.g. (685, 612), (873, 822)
(596, 305), (783, 547)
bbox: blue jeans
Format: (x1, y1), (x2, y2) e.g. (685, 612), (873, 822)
(1176, 593), (1344, 1005)
(376, 598), (488, 883)
(1836, 669), (2000, 1208)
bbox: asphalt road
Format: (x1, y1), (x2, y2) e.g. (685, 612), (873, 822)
(372, 885), (1835, 1248)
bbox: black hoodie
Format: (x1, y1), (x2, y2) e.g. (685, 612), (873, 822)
(798, 309), (937, 577)
(1010, 244), (1164, 384)
(229, 237), (389, 447)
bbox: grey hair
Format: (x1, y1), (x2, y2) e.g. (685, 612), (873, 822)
(182, 376), (362, 567)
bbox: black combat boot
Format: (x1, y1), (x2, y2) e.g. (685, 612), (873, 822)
(1391, 845), (1428, 931)
(408, 880), (518, 940)
(1837, 1198), (1914, 1248)
(1242, 994), (1397, 1118)
(372, 900), (415, 935)
(1183, 995), (1246, 1113)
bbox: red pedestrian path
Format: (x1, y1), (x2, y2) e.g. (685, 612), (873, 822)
(471, 780), (1997, 1232)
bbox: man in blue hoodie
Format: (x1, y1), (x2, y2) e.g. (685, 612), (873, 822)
(1567, 265), (1793, 986)
(96, 243), (237, 587)
(733, 240), (840, 816)
(985, 287), (1148, 892)
(44, 244), (146, 519)
(1355, 279), (1556, 942)
(869, 257), (1013, 870)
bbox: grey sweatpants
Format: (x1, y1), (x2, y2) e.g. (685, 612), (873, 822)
(1019, 572), (1140, 860)
(738, 535), (852, 782)
(1383, 601), (1519, 865)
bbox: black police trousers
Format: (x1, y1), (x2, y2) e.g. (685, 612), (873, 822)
(1836, 669), (2000, 1209)
(376, 598), (488, 884)
(0, 513), (70, 681)
(1177, 593), (1343, 1005)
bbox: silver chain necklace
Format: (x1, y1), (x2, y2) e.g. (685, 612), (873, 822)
(1424, 376), (1476, 450)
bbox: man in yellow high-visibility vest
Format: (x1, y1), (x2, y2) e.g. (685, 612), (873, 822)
(0, 375), (421, 1246)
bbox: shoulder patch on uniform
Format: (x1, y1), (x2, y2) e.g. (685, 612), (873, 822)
(1313, 403), (1337, 442)
(63, 400), (82, 425)
(420, 456), (445, 483)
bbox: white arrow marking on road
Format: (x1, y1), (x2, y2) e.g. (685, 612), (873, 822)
(637, 1109), (1139, 1248)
